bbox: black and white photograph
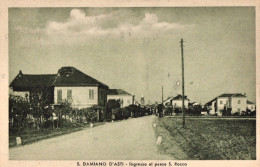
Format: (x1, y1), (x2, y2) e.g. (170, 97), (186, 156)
(0, 1), (259, 166)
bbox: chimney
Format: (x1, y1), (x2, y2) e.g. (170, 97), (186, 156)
(18, 70), (23, 77)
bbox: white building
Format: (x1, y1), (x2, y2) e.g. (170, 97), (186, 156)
(205, 93), (247, 115)
(10, 66), (109, 109)
(247, 100), (256, 111)
(107, 89), (134, 108)
(163, 94), (189, 109)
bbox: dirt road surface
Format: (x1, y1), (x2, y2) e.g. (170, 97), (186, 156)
(9, 115), (172, 160)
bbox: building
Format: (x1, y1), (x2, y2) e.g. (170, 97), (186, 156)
(107, 89), (134, 108)
(141, 94), (145, 105)
(205, 93), (247, 115)
(247, 100), (256, 111)
(9, 66), (109, 109)
(163, 94), (189, 109)
(189, 102), (200, 107)
(205, 98), (217, 115)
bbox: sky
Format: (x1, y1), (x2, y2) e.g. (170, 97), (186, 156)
(9, 7), (256, 104)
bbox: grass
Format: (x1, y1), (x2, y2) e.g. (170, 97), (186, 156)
(155, 117), (256, 160)
(9, 122), (105, 148)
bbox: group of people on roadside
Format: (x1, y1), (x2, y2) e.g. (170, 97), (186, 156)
(157, 103), (165, 118)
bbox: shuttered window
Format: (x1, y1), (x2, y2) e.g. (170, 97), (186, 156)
(67, 89), (72, 100)
(57, 89), (62, 103)
(89, 89), (94, 100)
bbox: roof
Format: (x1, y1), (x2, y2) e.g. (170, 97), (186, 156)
(163, 96), (173, 103)
(205, 98), (217, 106)
(190, 102), (199, 105)
(247, 100), (254, 104)
(172, 94), (189, 100)
(10, 67), (109, 90)
(108, 89), (132, 95)
(232, 93), (247, 97)
(205, 93), (247, 105)
(218, 93), (234, 98)
(53, 67), (108, 89)
(10, 73), (56, 91)
(218, 93), (246, 98)
(163, 94), (189, 102)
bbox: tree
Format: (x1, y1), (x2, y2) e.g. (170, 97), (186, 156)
(106, 99), (121, 119)
(54, 99), (73, 127)
(9, 94), (30, 130)
(84, 105), (102, 122)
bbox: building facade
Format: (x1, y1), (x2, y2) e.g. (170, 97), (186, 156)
(163, 94), (189, 109)
(107, 89), (134, 108)
(10, 66), (109, 109)
(205, 93), (247, 115)
(247, 100), (256, 111)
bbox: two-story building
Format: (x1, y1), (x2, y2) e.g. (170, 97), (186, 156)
(10, 66), (109, 109)
(205, 93), (247, 115)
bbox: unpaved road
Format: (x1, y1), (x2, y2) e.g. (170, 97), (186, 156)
(9, 115), (172, 160)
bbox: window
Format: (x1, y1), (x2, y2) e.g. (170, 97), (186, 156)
(57, 89), (62, 103)
(67, 89), (72, 100)
(99, 91), (102, 105)
(220, 100), (223, 104)
(238, 100), (241, 104)
(89, 89), (94, 99)
(238, 108), (240, 112)
(251, 106), (253, 110)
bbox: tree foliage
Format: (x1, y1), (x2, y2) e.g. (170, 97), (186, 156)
(9, 94), (30, 130)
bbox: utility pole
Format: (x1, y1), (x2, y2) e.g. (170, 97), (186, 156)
(180, 39), (185, 128)
(162, 85), (164, 104)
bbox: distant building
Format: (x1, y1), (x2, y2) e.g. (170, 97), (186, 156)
(9, 66), (109, 109)
(247, 100), (256, 111)
(163, 94), (189, 109)
(205, 98), (217, 115)
(107, 89), (134, 108)
(205, 93), (247, 115)
(189, 102), (200, 107)
(141, 94), (145, 105)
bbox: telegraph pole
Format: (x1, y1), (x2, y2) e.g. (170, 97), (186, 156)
(180, 39), (185, 128)
(162, 85), (164, 104)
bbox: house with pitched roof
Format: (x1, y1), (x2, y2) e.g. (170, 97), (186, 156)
(10, 67), (109, 109)
(247, 100), (256, 111)
(205, 98), (217, 115)
(163, 94), (189, 109)
(205, 93), (247, 115)
(107, 89), (134, 108)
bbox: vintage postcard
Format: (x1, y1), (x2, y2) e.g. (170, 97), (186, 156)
(0, 0), (259, 167)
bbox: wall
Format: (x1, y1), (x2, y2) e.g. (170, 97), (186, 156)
(231, 97), (247, 114)
(209, 101), (216, 115)
(98, 87), (108, 106)
(172, 99), (189, 109)
(12, 91), (29, 98)
(216, 97), (229, 110)
(163, 98), (171, 106)
(247, 104), (255, 111)
(54, 86), (98, 108)
(107, 95), (133, 108)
